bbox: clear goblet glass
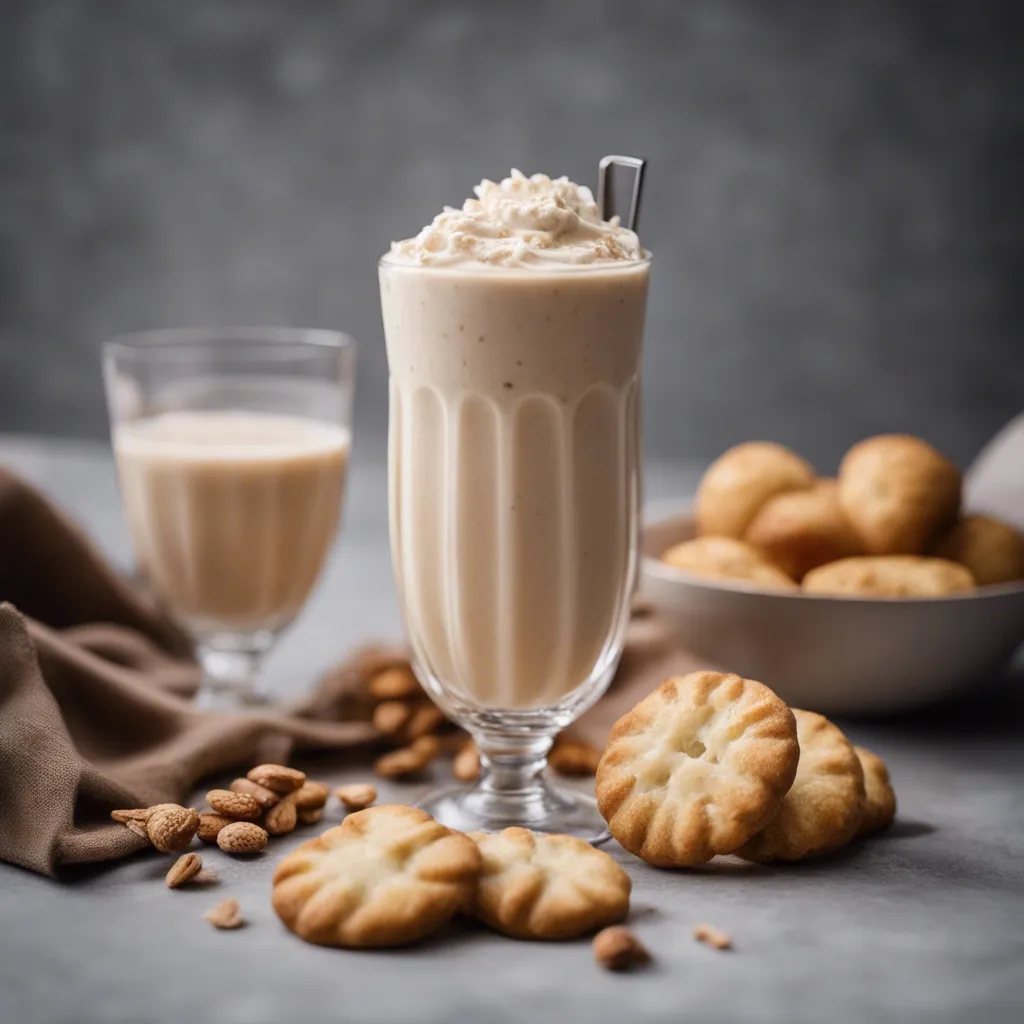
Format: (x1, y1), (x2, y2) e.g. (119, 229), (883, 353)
(103, 328), (357, 707)
(380, 255), (650, 841)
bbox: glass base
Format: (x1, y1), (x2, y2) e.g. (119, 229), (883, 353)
(419, 779), (611, 845)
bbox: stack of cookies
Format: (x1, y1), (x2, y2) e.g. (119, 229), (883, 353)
(663, 434), (1024, 596)
(596, 670), (895, 866)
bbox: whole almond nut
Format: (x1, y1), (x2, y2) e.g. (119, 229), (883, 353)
(411, 735), (440, 762)
(246, 764), (306, 794)
(125, 819), (150, 841)
(111, 808), (151, 826)
(293, 781), (329, 811)
(166, 852), (203, 889)
(297, 807), (323, 826)
(693, 923), (733, 950)
(368, 666), (420, 700)
(405, 705), (446, 741)
(147, 806), (199, 853)
(335, 783), (377, 811)
(372, 700), (412, 737)
(197, 813), (234, 844)
(216, 821), (268, 854)
(204, 898), (243, 930)
(374, 745), (429, 779)
(206, 789), (263, 821)
(229, 777), (280, 809)
(264, 795), (298, 836)
(593, 926), (650, 971)
(549, 740), (601, 776)
(452, 742), (481, 782)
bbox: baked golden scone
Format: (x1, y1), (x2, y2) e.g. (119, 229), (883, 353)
(838, 435), (961, 554)
(932, 514), (1024, 587)
(802, 556), (975, 598)
(737, 710), (866, 862)
(854, 746), (897, 837)
(695, 442), (815, 539)
(467, 828), (631, 940)
(596, 672), (799, 867)
(271, 805), (481, 948)
(661, 536), (798, 591)
(744, 479), (864, 580)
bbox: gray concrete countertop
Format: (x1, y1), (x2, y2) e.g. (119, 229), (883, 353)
(1, 435), (1022, 1024)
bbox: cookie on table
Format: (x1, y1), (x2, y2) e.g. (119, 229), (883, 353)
(467, 828), (631, 940)
(838, 435), (961, 555)
(802, 556), (975, 598)
(738, 709), (866, 863)
(695, 442), (815, 539)
(854, 746), (897, 837)
(661, 536), (798, 591)
(271, 805), (480, 948)
(596, 672), (799, 867)
(745, 479), (863, 581)
(932, 514), (1024, 587)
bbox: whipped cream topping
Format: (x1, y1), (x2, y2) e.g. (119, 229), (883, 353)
(388, 170), (643, 268)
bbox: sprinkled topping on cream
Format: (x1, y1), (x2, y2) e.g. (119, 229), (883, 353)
(388, 170), (644, 268)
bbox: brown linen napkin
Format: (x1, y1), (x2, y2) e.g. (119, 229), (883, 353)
(0, 468), (379, 877)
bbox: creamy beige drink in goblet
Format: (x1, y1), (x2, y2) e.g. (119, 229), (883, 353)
(380, 170), (650, 839)
(104, 328), (356, 707)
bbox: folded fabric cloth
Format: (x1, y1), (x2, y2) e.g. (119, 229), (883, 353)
(0, 468), (703, 877)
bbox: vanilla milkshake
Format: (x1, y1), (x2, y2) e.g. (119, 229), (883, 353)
(114, 410), (349, 635)
(381, 170), (650, 711)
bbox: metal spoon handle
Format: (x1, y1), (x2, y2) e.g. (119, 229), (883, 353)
(597, 155), (647, 232)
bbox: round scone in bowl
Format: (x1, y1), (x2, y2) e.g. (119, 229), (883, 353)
(640, 505), (1024, 716)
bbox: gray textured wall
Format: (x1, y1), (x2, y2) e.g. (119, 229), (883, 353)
(1, 0), (1022, 470)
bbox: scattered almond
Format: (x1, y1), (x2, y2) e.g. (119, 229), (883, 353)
(216, 821), (269, 854)
(125, 819), (150, 841)
(405, 705), (446, 741)
(372, 700), (412, 737)
(297, 807), (323, 826)
(194, 868), (219, 885)
(412, 735), (440, 761)
(110, 808), (151, 826)
(693, 923), (733, 951)
(206, 789), (263, 821)
(335, 783), (377, 811)
(375, 746), (429, 779)
(165, 852), (203, 889)
(368, 666), (420, 700)
(204, 898), (243, 930)
(293, 781), (329, 811)
(593, 926), (650, 971)
(264, 795), (298, 836)
(229, 777), (280, 809)
(452, 742), (481, 782)
(147, 806), (200, 853)
(549, 740), (601, 776)
(197, 813), (234, 844)
(247, 763), (306, 794)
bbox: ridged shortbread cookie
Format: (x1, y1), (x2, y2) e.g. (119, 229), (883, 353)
(838, 435), (961, 555)
(854, 746), (897, 837)
(271, 805), (480, 948)
(738, 710), (865, 862)
(467, 828), (631, 940)
(596, 672), (799, 867)
(661, 536), (798, 591)
(802, 556), (975, 598)
(695, 442), (815, 539)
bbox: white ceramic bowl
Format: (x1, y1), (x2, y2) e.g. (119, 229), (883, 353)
(640, 504), (1024, 715)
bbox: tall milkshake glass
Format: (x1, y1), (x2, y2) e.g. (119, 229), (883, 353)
(380, 171), (650, 840)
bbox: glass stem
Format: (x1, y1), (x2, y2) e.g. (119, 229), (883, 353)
(196, 632), (274, 707)
(476, 732), (555, 797)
